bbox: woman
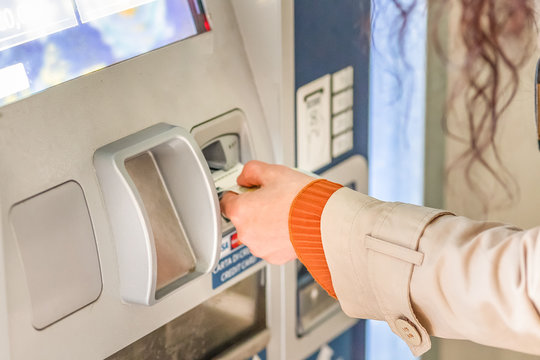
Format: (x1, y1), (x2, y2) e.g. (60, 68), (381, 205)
(220, 0), (540, 357)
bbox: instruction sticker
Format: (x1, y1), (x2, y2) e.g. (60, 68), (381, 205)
(212, 232), (262, 289)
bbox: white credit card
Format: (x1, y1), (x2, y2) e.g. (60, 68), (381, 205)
(213, 163), (319, 196)
(213, 163), (255, 195)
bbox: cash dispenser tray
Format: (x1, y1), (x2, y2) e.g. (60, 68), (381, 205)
(106, 270), (268, 360)
(94, 123), (221, 305)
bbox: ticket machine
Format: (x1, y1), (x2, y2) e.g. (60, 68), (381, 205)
(0, 0), (370, 359)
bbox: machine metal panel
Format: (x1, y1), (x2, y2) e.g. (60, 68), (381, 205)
(0, 0), (274, 358)
(94, 124), (221, 305)
(124, 152), (197, 292)
(107, 270), (267, 360)
(10, 181), (102, 330)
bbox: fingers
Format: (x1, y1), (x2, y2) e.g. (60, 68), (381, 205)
(237, 160), (272, 187)
(220, 191), (239, 220)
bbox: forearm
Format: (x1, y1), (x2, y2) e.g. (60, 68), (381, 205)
(289, 182), (449, 356)
(290, 181), (540, 356)
(411, 216), (540, 354)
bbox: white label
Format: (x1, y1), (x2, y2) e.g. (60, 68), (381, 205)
(0, 0), (77, 51)
(332, 88), (354, 115)
(332, 110), (353, 135)
(75, 0), (157, 23)
(0, 63), (29, 99)
(332, 130), (354, 158)
(296, 75), (332, 172)
(332, 66), (353, 93)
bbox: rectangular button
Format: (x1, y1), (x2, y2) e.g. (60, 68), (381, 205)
(332, 88), (353, 114)
(332, 66), (354, 93)
(332, 130), (354, 158)
(332, 110), (353, 135)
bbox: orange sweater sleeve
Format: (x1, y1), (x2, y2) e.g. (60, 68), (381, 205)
(289, 179), (343, 298)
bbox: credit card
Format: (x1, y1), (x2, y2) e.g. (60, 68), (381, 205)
(213, 163), (257, 196)
(213, 163), (319, 198)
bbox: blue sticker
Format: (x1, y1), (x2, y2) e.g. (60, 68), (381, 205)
(212, 245), (262, 289)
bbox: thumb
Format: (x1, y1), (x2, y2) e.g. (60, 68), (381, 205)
(220, 191), (240, 220)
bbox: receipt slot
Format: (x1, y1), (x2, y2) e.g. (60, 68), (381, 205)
(107, 270), (268, 360)
(94, 123), (221, 305)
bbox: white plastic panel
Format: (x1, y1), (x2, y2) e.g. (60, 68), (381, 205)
(296, 75), (332, 171)
(10, 181), (102, 330)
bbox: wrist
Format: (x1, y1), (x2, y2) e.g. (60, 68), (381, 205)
(288, 179), (343, 298)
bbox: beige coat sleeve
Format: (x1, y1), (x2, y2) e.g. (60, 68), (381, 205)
(320, 187), (540, 356)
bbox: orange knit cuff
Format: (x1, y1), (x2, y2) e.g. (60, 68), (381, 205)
(289, 179), (343, 298)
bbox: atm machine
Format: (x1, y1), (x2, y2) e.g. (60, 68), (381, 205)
(0, 1), (274, 359)
(0, 0), (370, 359)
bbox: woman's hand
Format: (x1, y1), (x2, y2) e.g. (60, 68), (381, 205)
(219, 160), (315, 265)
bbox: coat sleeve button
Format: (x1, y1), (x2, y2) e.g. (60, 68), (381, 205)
(395, 318), (422, 346)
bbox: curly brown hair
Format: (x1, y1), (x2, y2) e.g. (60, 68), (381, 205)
(386, 0), (537, 211)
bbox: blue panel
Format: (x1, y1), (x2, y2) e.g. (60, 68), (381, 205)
(295, 0), (370, 168)
(304, 321), (366, 360)
(294, 1), (369, 356)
